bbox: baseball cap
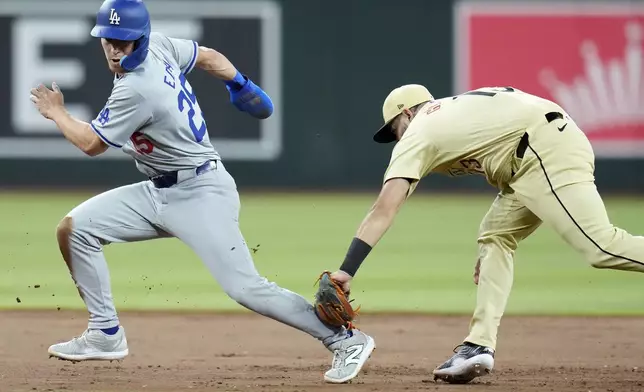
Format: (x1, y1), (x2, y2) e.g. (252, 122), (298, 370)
(373, 84), (434, 143)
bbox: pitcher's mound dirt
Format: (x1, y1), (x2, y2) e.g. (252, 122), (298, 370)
(1, 311), (643, 391)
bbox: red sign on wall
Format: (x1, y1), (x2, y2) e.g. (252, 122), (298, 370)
(455, 2), (644, 158)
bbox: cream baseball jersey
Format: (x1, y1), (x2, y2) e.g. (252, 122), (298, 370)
(383, 87), (560, 192)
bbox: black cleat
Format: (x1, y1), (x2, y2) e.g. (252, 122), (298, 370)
(433, 342), (495, 384)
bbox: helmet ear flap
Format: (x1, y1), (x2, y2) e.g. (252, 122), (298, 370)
(120, 33), (150, 71)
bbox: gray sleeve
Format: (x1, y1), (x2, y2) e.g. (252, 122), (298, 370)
(153, 32), (199, 75)
(90, 84), (152, 148)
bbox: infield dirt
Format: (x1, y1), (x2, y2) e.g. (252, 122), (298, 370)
(1, 311), (643, 392)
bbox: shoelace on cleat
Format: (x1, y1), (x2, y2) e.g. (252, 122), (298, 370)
(452, 344), (466, 354)
(331, 350), (343, 369)
(68, 330), (89, 343)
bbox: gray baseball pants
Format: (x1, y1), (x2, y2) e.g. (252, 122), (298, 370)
(55, 161), (346, 346)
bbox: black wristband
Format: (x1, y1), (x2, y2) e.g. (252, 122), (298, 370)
(339, 237), (372, 277)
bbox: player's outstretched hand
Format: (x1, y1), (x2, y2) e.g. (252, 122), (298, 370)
(313, 271), (359, 329)
(329, 270), (353, 295)
(30, 82), (65, 120)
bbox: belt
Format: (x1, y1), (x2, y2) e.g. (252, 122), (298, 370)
(516, 111), (563, 159)
(149, 160), (217, 188)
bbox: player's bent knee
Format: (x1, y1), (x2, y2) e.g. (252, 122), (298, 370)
(590, 260), (610, 269)
(576, 233), (621, 269)
(584, 246), (626, 269)
(225, 284), (256, 304)
(587, 251), (616, 269)
(225, 286), (253, 307)
(56, 216), (74, 268)
(223, 277), (275, 307)
(56, 216), (73, 241)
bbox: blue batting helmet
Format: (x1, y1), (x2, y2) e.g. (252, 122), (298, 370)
(91, 0), (151, 71)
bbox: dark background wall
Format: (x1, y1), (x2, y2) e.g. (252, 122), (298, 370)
(1, 0), (642, 193)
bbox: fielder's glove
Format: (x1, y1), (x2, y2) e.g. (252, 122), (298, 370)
(313, 271), (360, 329)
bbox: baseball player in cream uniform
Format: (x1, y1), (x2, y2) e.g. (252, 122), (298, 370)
(324, 84), (644, 384)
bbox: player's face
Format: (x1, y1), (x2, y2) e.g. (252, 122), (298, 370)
(101, 38), (135, 73)
(390, 110), (413, 141)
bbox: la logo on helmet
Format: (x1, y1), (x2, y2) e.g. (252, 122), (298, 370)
(109, 8), (120, 25)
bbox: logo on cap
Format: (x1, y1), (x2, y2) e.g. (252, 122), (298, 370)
(397, 104), (404, 109)
(109, 8), (121, 25)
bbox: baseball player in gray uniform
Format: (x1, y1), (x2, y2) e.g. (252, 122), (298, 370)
(29, 0), (374, 384)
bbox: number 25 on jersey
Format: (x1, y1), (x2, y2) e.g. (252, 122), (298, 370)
(177, 74), (207, 142)
(163, 60), (208, 142)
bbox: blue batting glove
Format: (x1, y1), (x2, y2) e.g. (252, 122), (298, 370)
(225, 71), (274, 119)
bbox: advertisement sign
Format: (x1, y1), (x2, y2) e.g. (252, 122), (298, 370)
(0, 0), (282, 160)
(455, 2), (644, 157)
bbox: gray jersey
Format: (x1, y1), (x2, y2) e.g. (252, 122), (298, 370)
(90, 32), (219, 176)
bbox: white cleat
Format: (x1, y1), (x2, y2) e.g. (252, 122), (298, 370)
(48, 327), (129, 362)
(324, 329), (376, 384)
